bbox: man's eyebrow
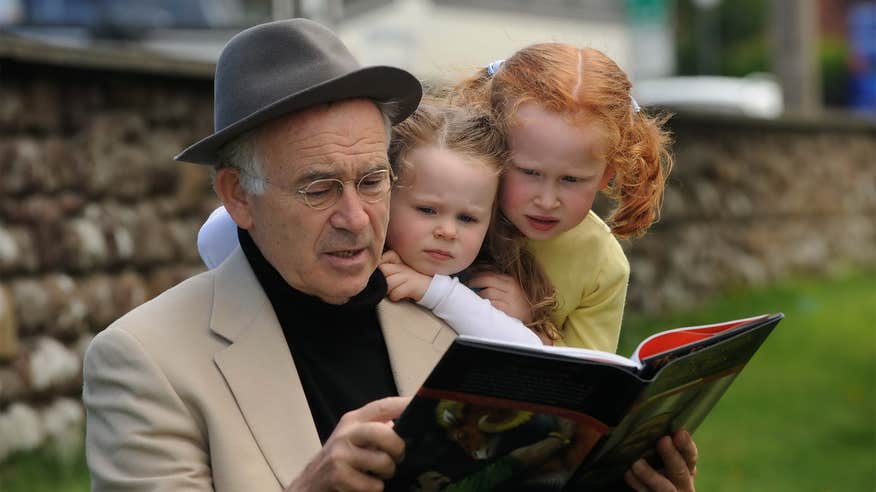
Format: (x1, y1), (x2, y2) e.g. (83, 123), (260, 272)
(298, 168), (338, 181)
(359, 161), (392, 172)
(298, 162), (391, 181)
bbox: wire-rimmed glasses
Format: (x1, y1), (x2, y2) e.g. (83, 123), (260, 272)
(245, 168), (396, 210)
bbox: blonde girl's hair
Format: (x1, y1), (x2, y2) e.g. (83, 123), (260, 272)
(389, 98), (560, 340)
(454, 43), (674, 239)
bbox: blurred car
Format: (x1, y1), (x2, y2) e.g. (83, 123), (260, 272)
(632, 74), (784, 118)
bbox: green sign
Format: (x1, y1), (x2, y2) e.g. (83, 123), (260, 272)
(626, 0), (671, 25)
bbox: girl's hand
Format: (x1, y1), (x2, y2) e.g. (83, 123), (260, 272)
(379, 251), (432, 302)
(466, 271), (534, 324)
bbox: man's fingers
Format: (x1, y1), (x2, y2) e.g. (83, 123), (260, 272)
(347, 445), (398, 480)
(329, 462), (385, 492)
(624, 467), (649, 492)
(628, 458), (675, 492)
(349, 396), (411, 424)
(312, 398), (412, 491)
(346, 422), (406, 463)
(673, 430), (698, 475)
(657, 435), (693, 486)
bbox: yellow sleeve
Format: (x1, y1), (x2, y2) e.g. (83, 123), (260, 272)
(528, 212), (630, 353)
(554, 255), (629, 353)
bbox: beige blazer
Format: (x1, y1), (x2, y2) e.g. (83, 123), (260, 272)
(83, 249), (457, 492)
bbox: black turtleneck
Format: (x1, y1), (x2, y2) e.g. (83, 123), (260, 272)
(238, 228), (398, 443)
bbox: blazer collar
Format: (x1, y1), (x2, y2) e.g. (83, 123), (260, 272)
(210, 249), (321, 488)
(209, 249), (455, 488)
(377, 299), (456, 395)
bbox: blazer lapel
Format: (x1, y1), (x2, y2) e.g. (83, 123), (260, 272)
(208, 253), (456, 486)
(378, 300), (457, 396)
(210, 249), (321, 488)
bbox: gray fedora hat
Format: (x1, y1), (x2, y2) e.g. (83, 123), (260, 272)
(175, 18), (422, 165)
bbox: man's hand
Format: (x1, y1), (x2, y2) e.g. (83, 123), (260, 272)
(624, 430), (698, 492)
(379, 251), (432, 302)
(466, 271), (533, 324)
(287, 396), (411, 492)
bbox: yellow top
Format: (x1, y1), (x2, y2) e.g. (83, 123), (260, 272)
(526, 211), (629, 353)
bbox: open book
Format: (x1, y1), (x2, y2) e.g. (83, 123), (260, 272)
(387, 313), (783, 492)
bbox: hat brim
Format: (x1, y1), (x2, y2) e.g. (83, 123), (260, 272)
(175, 66), (421, 165)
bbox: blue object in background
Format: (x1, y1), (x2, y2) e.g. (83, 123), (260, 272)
(21, 0), (242, 29)
(849, 2), (876, 112)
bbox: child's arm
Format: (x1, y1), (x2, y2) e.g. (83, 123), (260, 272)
(379, 252), (542, 346)
(419, 275), (543, 346)
(468, 269), (625, 352)
(197, 206), (240, 269)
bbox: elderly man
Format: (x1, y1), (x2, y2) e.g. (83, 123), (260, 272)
(83, 19), (697, 492)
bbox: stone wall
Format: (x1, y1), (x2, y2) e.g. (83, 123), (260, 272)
(620, 114), (876, 314)
(1, 42), (874, 462)
(0, 52), (218, 461)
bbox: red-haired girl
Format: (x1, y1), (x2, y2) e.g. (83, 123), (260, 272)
(455, 44), (697, 491)
(456, 43), (672, 354)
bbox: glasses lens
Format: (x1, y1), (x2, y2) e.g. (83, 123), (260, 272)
(357, 170), (392, 202)
(302, 179), (341, 209)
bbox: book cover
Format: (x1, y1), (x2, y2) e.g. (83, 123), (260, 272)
(387, 313), (783, 492)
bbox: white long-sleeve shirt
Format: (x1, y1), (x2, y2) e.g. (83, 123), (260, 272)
(418, 274), (542, 346)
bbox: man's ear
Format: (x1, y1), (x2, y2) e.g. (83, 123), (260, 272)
(214, 168), (255, 230)
(598, 164), (616, 190)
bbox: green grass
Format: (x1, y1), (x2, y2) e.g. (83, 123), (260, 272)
(0, 446), (90, 492)
(620, 270), (876, 492)
(2, 271), (874, 491)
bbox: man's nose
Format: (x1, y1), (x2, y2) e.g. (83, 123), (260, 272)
(329, 185), (370, 232)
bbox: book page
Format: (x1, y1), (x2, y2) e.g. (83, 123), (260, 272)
(459, 335), (640, 369)
(631, 315), (770, 364)
(388, 337), (647, 492)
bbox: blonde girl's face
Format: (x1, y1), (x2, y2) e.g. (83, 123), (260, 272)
(387, 146), (498, 276)
(500, 102), (613, 241)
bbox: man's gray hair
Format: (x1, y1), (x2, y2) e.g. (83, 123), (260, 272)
(214, 100), (399, 195)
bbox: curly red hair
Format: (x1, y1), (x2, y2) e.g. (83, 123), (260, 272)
(455, 43), (673, 239)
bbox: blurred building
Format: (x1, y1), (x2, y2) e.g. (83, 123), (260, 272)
(336, 0), (635, 83)
(0, 0), (681, 82)
(279, 0), (677, 82)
